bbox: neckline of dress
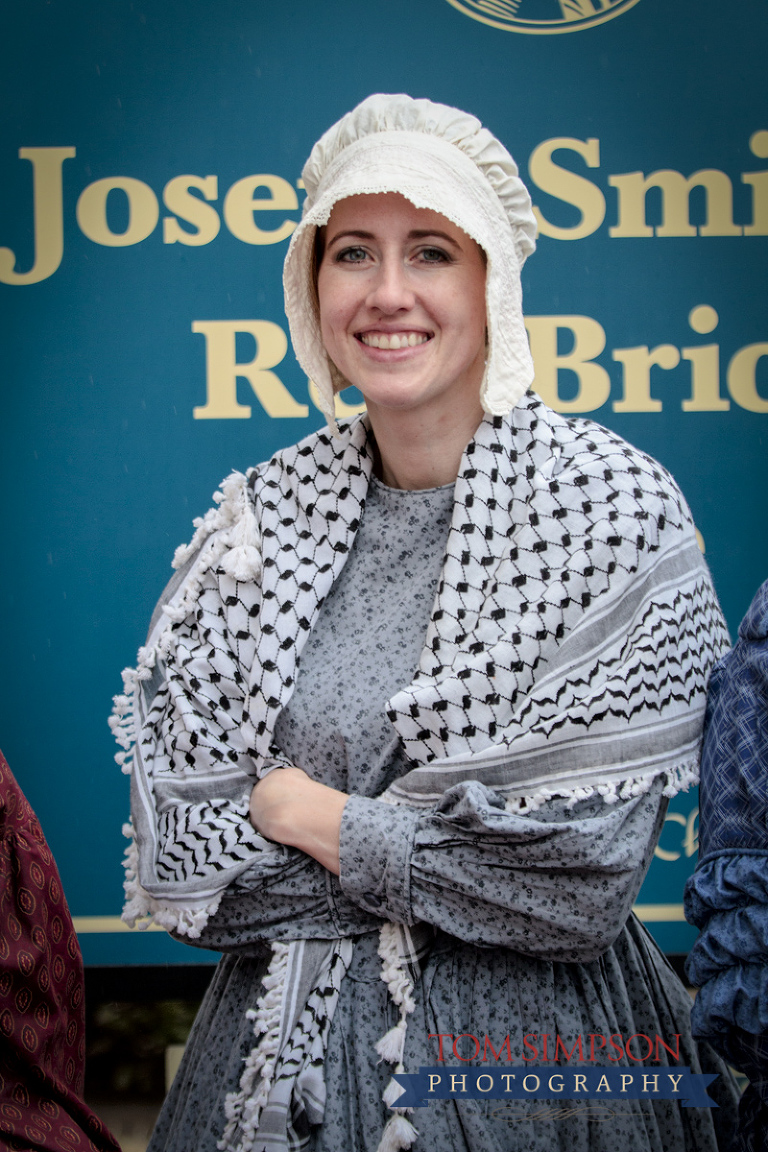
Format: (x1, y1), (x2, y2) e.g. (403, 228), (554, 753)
(369, 472), (456, 497)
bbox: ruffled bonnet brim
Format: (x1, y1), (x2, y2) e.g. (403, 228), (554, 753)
(282, 94), (538, 431)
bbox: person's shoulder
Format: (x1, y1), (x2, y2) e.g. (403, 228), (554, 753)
(248, 414), (369, 488)
(709, 578), (768, 693)
(514, 396), (693, 535)
(554, 409), (677, 489)
(738, 579), (768, 644)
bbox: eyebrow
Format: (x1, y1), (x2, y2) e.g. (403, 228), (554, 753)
(326, 228), (462, 248)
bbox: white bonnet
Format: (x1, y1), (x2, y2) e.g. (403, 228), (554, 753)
(283, 93), (538, 430)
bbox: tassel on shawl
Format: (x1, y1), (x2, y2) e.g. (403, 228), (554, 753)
(120, 821), (222, 935)
(375, 924), (418, 1152)
(377, 1114), (419, 1152)
(503, 757), (701, 815)
(219, 941), (290, 1152)
(108, 651), (157, 775)
(171, 471), (259, 572)
(219, 472), (262, 582)
(164, 472), (262, 624)
(376, 1018), (407, 1065)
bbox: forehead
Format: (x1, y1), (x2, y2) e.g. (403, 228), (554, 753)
(324, 192), (474, 245)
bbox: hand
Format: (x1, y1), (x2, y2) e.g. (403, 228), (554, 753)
(249, 766), (349, 876)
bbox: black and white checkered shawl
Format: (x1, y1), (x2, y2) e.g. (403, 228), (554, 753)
(112, 391), (728, 1151)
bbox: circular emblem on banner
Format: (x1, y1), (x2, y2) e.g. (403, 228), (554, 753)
(444, 0), (642, 35)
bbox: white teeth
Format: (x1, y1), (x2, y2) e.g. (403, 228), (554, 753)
(360, 332), (428, 349)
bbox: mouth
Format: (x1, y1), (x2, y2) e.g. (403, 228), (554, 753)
(357, 331), (432, 350)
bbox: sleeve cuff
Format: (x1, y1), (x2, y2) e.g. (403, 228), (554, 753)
(689, 963), (768, 1039)
(338, 794), (418, 923)
(684, 849), (768, 926)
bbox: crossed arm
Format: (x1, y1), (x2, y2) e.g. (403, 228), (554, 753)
(249, 766), (349, 876)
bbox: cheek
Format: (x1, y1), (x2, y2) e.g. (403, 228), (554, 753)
(456, 291), (487, 352)
(448, 264), (487, 346)
(317, 272), (340, 350)
(469, 273), (485, 336)
(317, 268), (355, 338)
(468, 288), (488, 349)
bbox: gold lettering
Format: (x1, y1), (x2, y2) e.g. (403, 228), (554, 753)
(76, 177), (159, 246)
(0, 147), (75, 285)
(727, 343), (768, 412)
(612, 345), (678, 412)
(684, 808), (698, 858)
(163, 175), (220, 246)
(682, 304), (728, 410)
(742, 173), (768, 233)
(743, 130), (768, 236)
(681, 345), (728, 411)
(655, 807), (700, 860)
(528, 138), (605, 241)
(223, 174), (298, 245)
(526, 315), (610, 413)
(192, 320), (309, 419)
(654, 812), (686, 862)
(609, 169), (741, 237)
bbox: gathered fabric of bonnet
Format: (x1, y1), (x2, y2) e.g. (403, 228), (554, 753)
(112, 95), (739, 1152)
(0, 750), (122, 1152)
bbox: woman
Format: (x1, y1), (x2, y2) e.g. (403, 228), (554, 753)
(112, 95), (738, 1152)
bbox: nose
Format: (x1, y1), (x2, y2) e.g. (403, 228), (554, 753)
(365, 256), (415, 314)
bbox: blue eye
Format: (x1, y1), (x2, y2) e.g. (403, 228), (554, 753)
(337, 246), (368, 263)
(419, 247), (449, 263)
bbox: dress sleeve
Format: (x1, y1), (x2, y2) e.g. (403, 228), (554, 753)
(682, 580), (768, 1079)
(138, 662), (382, 951)
(129, 557), (379, 947)
(338, 775), (667, 963)
(685, 849), (768, 1075)
(175, 849), (384, 954)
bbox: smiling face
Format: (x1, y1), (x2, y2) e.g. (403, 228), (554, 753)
(316, 193), (487, 429)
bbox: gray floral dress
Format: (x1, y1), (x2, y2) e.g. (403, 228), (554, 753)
(148, 477), (738, 1152)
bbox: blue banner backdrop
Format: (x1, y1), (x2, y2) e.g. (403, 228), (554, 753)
(1, 0), (766, 965)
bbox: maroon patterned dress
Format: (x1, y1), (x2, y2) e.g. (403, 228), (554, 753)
(0, 751), (120, 1152)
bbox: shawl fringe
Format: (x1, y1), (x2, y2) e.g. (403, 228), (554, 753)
(120, 824), (223, 937)
(111, 471), (262, 935)
(375, 924), (417, 1147)
(376, 1114), (419, 1152)
(219, 942), (291, 1152)
(109, 469), (260, 778)
(503, 757), (700, 815)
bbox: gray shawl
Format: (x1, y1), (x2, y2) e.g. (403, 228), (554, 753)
(111, 392), (728, 1151)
